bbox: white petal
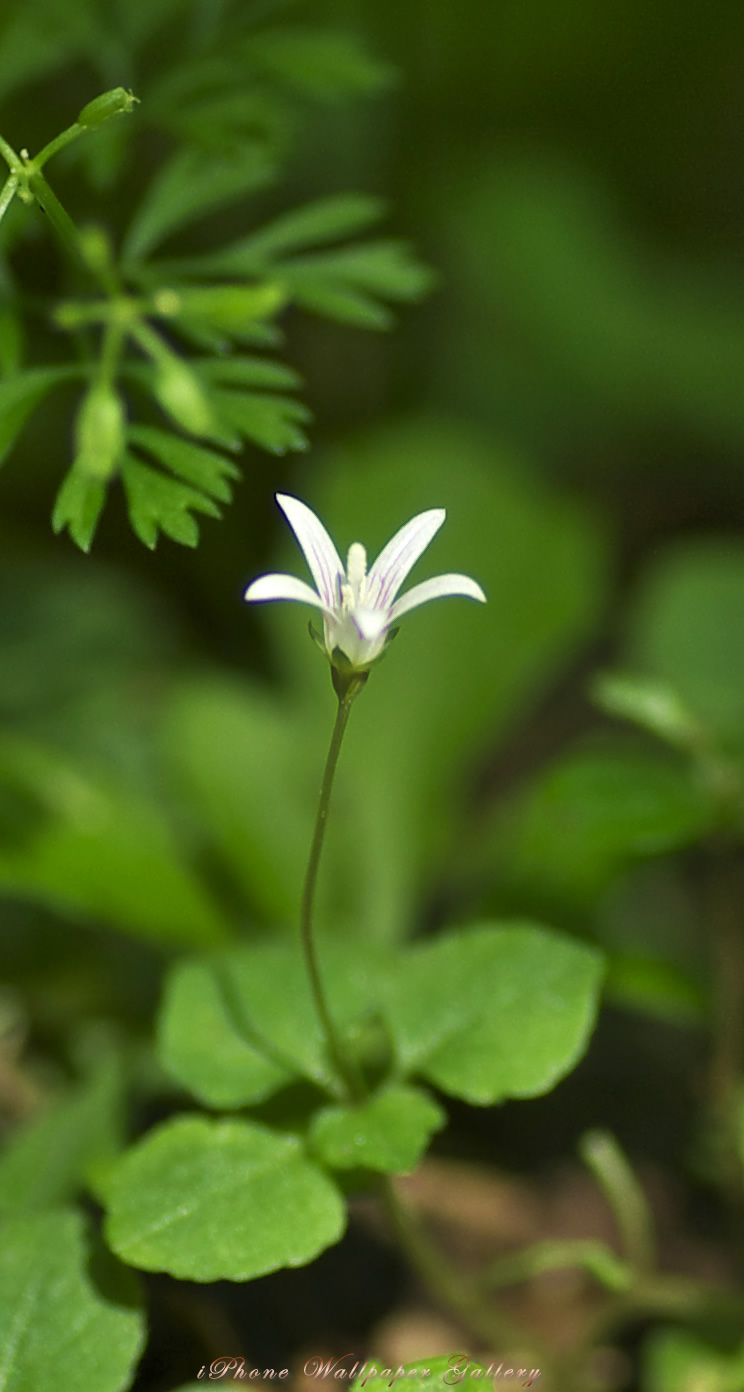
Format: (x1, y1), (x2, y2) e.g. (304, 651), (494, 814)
(366, 509), (446, 609)
(243, 573), (331, 611)
(389, 573), (487, 622)
(275, 494), (344, 608)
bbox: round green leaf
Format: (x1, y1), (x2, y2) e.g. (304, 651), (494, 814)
(104, 1115), (346, 1281)
(309, 1086), (446, 1174)
(0, 1209), (144, 1392)
(157, 939), (390, 1101)
(385, 923), (604, 1105)
(158, 958), (295, 1108)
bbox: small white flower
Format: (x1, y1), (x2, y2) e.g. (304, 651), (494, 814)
(244, 493), (486, 672)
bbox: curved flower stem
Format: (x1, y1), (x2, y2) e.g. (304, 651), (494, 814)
(301, 685), (365, 1103)
(302, 674), (546, 1371)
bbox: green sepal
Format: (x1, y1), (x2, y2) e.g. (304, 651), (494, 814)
(330, 661), (369, 702)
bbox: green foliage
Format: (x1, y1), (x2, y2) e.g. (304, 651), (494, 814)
(152, 914), (603, 1269)
(0, 733), (231, 945)
(433, 154), (744, 456)
(158, 939), (390, 1102)
(0, 1209), (144, 1392)
(627, 541), (744, 753)
(122, 455), (221, 549)
(115, 921), (603, 1279)
(127, 425), (241, 505)
(491, 742), (714, 907)
(160, 926), (602, 1119)
(384, 924), (603, 1105)
(160, 677), (317, 924)
(0, 1050), (124, 1213)
(309, 1086), (446, 1174)
(0, 16), (430, 550)
(642, 1329), (744, 1392)
(104, 1115), (346, 1281)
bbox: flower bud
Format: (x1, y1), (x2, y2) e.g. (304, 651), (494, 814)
(151, 356), (217, 438)
(173, 283), (287, 332)
(74, 381), (126, 480)
(77, 88), (139, 130)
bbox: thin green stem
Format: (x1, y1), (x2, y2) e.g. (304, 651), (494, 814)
(0, 173), (18, 224)
(299, 674), (559, 1379)
(129, 318), (175, 367)
(479, 1238), (632, 1295)
(100, 317), (126, 385)
(25, 170), (83, 265)
(0, 135), (20, 171)
(33, 123), (84, 170)
(301, 689), (364, 1102)
(580, 1129), (656, 1275)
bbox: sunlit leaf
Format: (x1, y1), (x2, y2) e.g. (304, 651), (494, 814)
(104, 1115), (345, 1280)
(384, 923), (603, 1105)
(309, 1086), (446, 1174)
(157, 938), (390, 1100)
(158, 956), (296, 1108)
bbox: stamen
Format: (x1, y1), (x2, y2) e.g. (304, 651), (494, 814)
(346, 543), (367, 590)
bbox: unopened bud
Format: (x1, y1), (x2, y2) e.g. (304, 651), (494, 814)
(77, 88), (139, 130)
(75, 382), (126, 480)
(175, 283), (286, 332)
(151, 357), (216, 438)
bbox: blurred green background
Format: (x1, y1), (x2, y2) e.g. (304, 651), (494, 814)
(2, 0), (744, 1384)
